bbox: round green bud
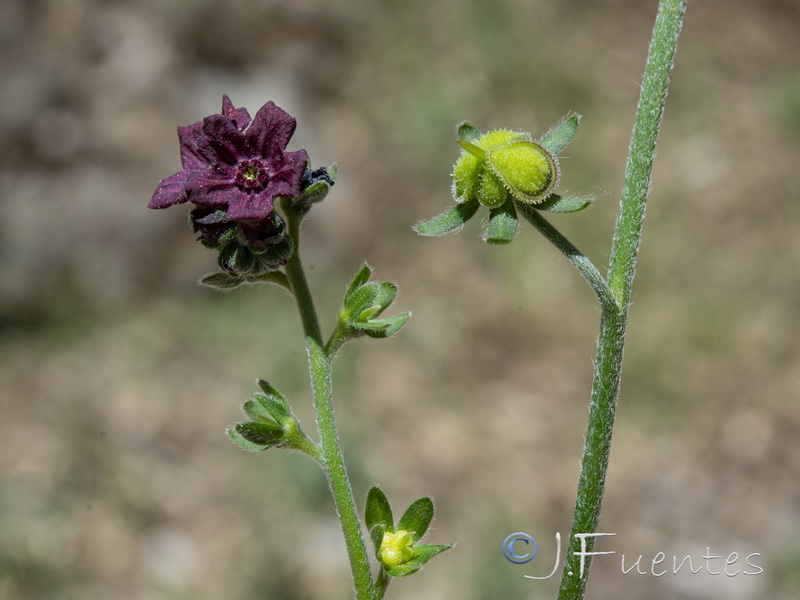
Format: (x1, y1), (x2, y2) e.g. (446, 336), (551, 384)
(477, 169), (508, 208)
(486, 141), (558, 204)
(451, 128), (559, 207)
(379, 530), (416, 567)
(451, 151), (480, 204)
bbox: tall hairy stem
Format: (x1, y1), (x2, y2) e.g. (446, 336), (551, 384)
(554, 1), (688, 598)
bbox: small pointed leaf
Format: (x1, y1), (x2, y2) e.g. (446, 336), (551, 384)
(484, 200), (518, 245)
(456, 121), (482, 143)
(235, 421), (283, 446)
(199, 272), (244, 291)
(252, 391), (292, 422)
(345, 263), (373, 299)
(365, 486), (394, 533)
(537, 114), (581, 155)
(257, 380), (287, 402)
(414, 198), (480, 237)
(344, 282), (380, 317)
(227, 427), (270, 452)
(243, 399), (277, 423)
(370, 524), (386, 554)
(384, 544), (453, 578)
(361, 313), (410, 338)
(398, 497), (434, 542)
(373, 282), (398, 311)
(535, 193), (594, 213)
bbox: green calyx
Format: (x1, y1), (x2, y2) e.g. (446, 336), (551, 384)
(228, 380), (321, 460)
(416, 114), (593, 244)
(365, 486), (453, 579)
(326, 263), (410, 355)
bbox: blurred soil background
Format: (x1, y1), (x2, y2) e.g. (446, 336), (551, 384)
(2, 0), (800, 599)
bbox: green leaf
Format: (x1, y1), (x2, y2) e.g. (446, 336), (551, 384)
(252, 391), (292, 422)
(254, 382), (293, 419)
(361, 313), (410, 338)
(344, 281), (380, 317)
(365, 486), (394, 533)
(199, 272), (243, 291)
(414, 198), (480, 237)
(456, 121), (482, 143)
(484, 199), (518, 245)
(227, 427), (270, 452)
(257, 380), (286, 402)
(537, 114), (581, 155)
(398, 497), (434, 542)
(372, 282), (398, 312)
(370, 524), (386, 554)
(242, 399), (277, 424)
(235, 421), (283, 446)
(345, 263), (373, 299)
(534, 193), (594, 213)
(384, 544), (453, 578)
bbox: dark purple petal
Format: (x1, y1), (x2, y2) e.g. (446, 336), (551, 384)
(222, 95), (252, 131)
(225, 190), (276, 222)
(178, 121), (206, 171)
(185, 167), (240, 208)
(265, 149), (308, 198)
(148, 170), (190, 209)
(198, 114), (249, 166)
(246, 101), (297, 161)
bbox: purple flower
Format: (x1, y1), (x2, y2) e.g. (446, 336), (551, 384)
(149, 96), (308, 222)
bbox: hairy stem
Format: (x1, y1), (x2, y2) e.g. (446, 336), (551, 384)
(375, 567), (390, 599)
(516, 204), (617, 313)
(556, 1), (687, 599)
(283, 206), (376, 600)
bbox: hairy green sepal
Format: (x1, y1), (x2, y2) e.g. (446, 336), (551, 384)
(365, 485), (453, 580)
(228, 380), (320, 459)
(327, 263), (410, 354)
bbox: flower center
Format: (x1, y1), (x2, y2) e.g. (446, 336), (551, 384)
(234, 159), (269, 190)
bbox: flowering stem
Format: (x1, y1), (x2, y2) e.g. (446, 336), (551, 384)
(515, 205), (616, 313)
(283, 205), (376, 600)
(555, 1), (687, 599)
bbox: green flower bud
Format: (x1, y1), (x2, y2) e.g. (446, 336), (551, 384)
(379, 530), (416, 567)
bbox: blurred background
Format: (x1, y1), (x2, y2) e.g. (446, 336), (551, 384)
(1, 0), (799, 598)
